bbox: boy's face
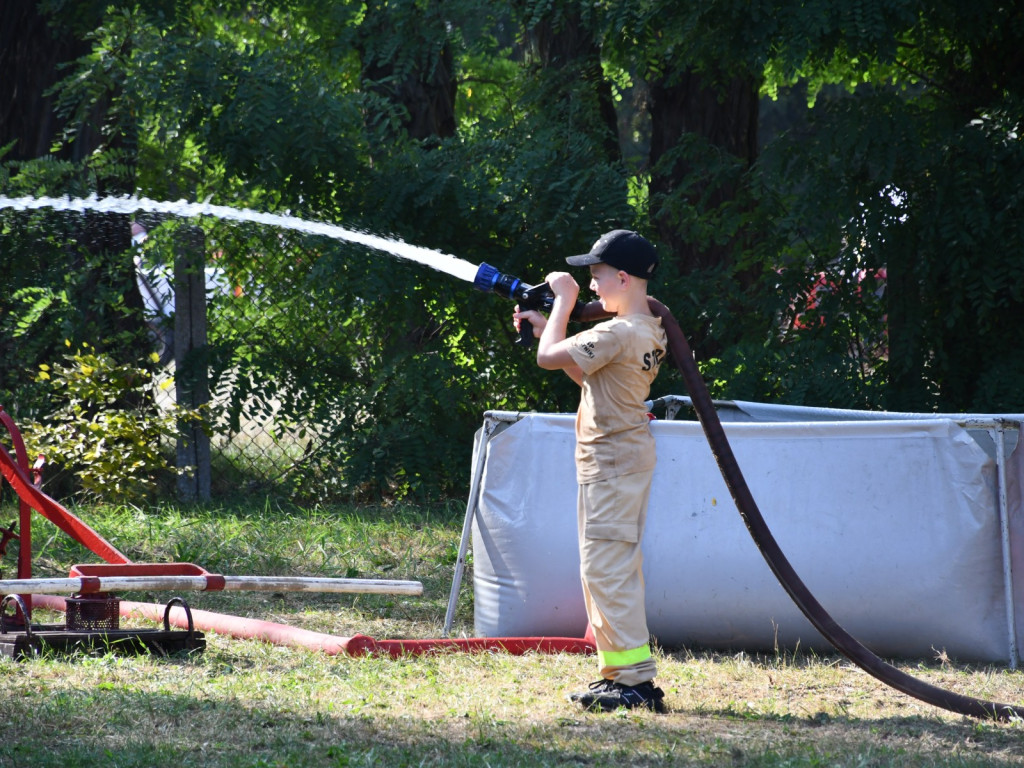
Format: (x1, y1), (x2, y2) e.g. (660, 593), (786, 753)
(589, 262), (626, 311)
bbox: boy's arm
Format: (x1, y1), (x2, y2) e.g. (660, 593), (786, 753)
(536, 273), (583, 385)
(538, 321), (583, 385)
(512, 307), (583, 385)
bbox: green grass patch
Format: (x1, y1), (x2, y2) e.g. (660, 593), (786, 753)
(1, 498), (1023, 767)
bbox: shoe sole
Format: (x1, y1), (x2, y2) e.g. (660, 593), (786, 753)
(569, 695), (666, 714)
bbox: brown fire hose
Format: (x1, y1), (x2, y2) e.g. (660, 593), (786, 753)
(576, 298), (1024, 721)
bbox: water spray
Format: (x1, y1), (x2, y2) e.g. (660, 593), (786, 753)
(0, 194), (481, 284)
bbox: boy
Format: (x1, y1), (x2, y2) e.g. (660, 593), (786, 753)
(513, 229), (668, 713)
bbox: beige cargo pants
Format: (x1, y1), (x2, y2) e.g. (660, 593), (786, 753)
(577, 468), (657, 687)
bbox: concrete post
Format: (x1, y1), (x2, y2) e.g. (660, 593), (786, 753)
(173, 226), (211, 501)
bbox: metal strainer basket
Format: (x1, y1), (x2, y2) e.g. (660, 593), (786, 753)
(65, 593), (120, 631)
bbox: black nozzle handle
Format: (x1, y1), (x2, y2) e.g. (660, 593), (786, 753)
(514, 282), (556, 347)
(517, 292), (589, 347)
(516, 317), (535, 346)
(472, 263), (586, 348)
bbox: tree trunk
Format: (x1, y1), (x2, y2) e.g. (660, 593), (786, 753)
(648, 69), (759, 275)
(0, 4), (90, 159)
(647, 68), (760, 357)
(0, 2), (147, 366)
(883, 244), (929, 411)
(520, 6), (620, 163)
(358, 0), (457, 141)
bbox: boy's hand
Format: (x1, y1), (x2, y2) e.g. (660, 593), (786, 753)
(513, 307), (547, 338)
(544, 272), (580, 303)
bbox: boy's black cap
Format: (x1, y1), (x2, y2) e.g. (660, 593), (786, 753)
(565, 230), (658, 278)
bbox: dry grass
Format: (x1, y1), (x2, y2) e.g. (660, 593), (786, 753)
(1, 499), (1023, 767)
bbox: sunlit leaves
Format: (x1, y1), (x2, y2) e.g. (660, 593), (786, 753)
(23, 344), (205, 502)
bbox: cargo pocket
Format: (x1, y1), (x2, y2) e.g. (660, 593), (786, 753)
(581, 481), (639, 543)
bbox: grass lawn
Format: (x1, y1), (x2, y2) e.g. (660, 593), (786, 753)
(1, 499), (1022, 767)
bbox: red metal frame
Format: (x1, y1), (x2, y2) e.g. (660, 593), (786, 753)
(0, 408), (33, 582)
(0, 406), (131, 573)
(1, 407), (34, 619)
(1, 407), (177, 622)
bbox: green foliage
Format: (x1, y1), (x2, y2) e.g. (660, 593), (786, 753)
(751, 80), (1024, 412)
(0, 201), (103, 416)
(5, 0), (1024, 506)
(22, 344), (201, 503)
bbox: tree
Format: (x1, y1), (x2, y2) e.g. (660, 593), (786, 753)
(1, 0), (149, 407)
(748, 0), (1024, 412)
(594, 0), (1024, 413)
(515, 0), (621, 163)
(5, 0), (1022, 504)
(358, 0), (458, 141)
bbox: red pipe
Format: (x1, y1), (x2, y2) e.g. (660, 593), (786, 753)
(3, 403), (593, 659)
(31, 594), (594, 657)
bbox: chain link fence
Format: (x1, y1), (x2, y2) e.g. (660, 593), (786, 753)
(138, 215), (357, 501)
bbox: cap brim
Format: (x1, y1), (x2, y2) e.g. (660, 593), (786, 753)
(565, 253), (602, 267)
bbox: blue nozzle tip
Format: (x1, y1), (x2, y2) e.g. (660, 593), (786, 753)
(474, 262), (499, 292)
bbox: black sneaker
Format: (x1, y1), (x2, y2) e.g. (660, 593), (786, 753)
(569, 679), (666, 713)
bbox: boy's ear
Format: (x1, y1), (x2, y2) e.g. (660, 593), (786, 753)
(618, 270), (642, 290)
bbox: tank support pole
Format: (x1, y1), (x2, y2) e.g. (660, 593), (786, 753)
(444, 413), (516, 635)
(994, 421), (1018, 669)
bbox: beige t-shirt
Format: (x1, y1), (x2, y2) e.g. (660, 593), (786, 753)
(567, 313), (666, 484)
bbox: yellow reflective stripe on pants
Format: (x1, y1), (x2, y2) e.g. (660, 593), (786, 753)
(598, 643), (652, 670)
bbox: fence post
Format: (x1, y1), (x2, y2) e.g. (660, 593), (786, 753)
(174, 226), (211, 501)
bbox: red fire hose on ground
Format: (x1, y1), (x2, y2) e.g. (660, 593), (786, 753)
(28, 593), (594, 657)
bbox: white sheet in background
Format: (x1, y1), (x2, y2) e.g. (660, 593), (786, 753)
(472, 413), (1022, 662)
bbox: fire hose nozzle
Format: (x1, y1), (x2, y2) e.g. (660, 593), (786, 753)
(474, 262), (534, 302)
(474, 263), (559, 345)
